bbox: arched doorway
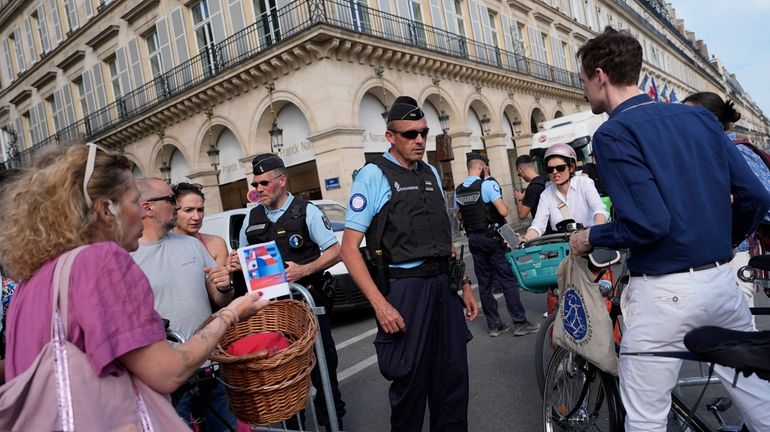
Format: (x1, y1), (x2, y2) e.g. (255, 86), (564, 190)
(274, 104), (320, 200)
(215, 128), (249, 210)
(359, 91), (390, 163)
(530, 108), (546, 133)
(166, 146), (191, 185)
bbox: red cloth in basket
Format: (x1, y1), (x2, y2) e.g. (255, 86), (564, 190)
(226, 331), (291, 357)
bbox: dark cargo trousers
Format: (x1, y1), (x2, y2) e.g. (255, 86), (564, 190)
(374, 274), (472, 432)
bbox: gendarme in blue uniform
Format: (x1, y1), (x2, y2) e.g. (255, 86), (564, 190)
(588, 94), (770, 275)
(345, 149), (471, 432)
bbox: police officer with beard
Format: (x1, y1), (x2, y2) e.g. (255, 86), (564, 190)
(455, 153), (539, 337)
(228, 154), (345, 431)
(340, 96), (479, 432)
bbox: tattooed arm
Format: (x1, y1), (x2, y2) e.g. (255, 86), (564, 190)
(118, 293), (269, 394)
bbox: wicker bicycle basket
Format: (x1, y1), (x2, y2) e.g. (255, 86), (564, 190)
(206, 299), (318, 425)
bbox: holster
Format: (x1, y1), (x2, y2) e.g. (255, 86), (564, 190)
(360, 246), (390, 296)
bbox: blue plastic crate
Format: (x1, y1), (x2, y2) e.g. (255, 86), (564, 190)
(506, 243), (570, 294)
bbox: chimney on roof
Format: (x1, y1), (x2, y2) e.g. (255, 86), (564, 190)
(674, 19), (686, 35)
(696, 40), (709, 58)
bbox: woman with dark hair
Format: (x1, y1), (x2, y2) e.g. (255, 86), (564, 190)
(172, 182), (228, 265)
(0, 144), (268, 428)
(684, 91), (770, 320)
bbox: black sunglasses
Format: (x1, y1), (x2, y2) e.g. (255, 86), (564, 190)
(145, 194), (177, 205)
(545, 164), (569, 174)
(389, 127), (430, 139)
(251, 174), (283, 188)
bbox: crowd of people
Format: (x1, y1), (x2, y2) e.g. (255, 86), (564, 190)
(0, 25), (769, 432)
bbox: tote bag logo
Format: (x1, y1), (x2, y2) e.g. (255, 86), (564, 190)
(561, 286), (592, 344)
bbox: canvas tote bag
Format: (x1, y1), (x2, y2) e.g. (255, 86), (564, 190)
(0, 246), (187, 431)
(552, 254), (618, 376)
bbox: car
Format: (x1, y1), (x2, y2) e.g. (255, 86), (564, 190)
(200, 199), (371, 315)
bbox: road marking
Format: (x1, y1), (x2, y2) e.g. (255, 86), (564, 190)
(338, 355), (379, 383)
(335, 327), (378, 351)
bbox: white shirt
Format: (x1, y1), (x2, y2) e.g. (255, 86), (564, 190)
(529, 175), (608, 235)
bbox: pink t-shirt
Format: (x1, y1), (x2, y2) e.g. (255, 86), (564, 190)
(5, 242), (166, 380)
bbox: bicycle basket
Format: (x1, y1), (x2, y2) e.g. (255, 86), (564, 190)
(205, 299), (318, 425)
(506, 243), (570, 294)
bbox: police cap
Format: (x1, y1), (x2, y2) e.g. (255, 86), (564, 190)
(386, 96), (425, 122)
(252, 153), (285, 175)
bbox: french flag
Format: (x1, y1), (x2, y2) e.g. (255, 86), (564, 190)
(648, 78), (659, 102)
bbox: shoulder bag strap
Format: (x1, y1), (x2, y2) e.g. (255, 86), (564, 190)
(552, 186), (574, 221)
(49, 245), (89, 340)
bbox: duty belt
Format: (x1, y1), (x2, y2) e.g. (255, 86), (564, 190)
(388, 257), (451, 279)
(630, 258), (730, 277)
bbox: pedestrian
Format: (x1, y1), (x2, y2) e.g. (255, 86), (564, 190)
(172, 182), (229, 266)
(682, 91), (770, 320)
(340, 96), (478, 432)
(455, 152), (540, 337)
(131, 178), (239, 430)
(520, 143), (608, 241)
(0, 144), (266, 429)
(513, 154), (548, 221)
(229, 153), (346, 431)
(570, 27), (770, 431)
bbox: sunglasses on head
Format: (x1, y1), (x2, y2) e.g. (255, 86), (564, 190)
(389, 127), (430, 139)
(172, 182), (203, 193)
(145, 194), (177, 205)
(251, 174), (283, 188)
(545, 164), (569, 174)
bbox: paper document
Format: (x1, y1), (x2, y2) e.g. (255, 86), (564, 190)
(237, 241), (290, 299)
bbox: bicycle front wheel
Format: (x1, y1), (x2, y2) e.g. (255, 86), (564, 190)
(543, 348), (624, 432)
(536, 312), (557, 397)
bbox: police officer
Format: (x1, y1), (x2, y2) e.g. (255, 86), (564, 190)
(340, 96), (479, 432)
(228, 154), (345, 431)
(455, 153), (539, 337)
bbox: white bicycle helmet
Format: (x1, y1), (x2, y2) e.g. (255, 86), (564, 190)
(543, 143), (577, 164)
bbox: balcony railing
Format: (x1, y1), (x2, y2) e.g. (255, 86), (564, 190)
(5, 0), (581, 167)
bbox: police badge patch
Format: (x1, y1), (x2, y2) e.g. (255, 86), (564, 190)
(289, 234), (304, 248)
(322, 214), (332, 231)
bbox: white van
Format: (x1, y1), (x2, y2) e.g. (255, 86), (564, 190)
(200, 199), (370, 314)
(529, 110), (608, 168)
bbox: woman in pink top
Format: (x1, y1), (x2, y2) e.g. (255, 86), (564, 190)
(172, 182), (229, 265)
(0, 144), (268, 409)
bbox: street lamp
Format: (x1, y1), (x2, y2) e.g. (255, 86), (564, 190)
(159, 162), (171, 184)
(439, 111), (450, 133)
(266, 83), (284, 152)
(480, 114), (491, 135)
(206, 145), (220, 171)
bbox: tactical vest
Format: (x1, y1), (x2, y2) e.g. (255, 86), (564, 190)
(367, 156), (451, 264)
(455, 178), (506, 234)
(244, 197), (323, 289)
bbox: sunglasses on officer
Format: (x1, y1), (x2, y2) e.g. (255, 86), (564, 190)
(145, 194), (177, 205)
(251, 174), (284, 188)
(545, 164), (569, 174)
(388, 127), (430, 139)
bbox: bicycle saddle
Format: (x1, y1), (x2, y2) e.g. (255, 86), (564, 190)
(684, 326), (770, 381)
(748, 255), (770, 272)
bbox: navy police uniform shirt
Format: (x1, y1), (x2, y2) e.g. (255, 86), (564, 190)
(588, 94), (770, 275)
(345, 150), (445, 269)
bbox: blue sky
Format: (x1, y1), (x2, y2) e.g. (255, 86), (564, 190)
(668, 0), (770, 116)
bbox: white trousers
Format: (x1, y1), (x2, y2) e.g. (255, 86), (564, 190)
(619, 264), (770, 432)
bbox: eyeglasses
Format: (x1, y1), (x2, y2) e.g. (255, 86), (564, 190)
(251, 175), (283, 188)
(545, 164), (569, 174)
(389, 127), (430, 139)
(145, 194), (177, 205)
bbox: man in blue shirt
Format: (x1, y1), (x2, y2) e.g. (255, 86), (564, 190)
(455, 152), (538, 337)
(341, 96), (478, 432)
(231, 154), (346, 431)
(570, 28), (770, 431)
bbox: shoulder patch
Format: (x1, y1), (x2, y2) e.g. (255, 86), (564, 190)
(350, 193), (367, 212)
(322, 214), (332, 230)
(493, 182), (501, 193)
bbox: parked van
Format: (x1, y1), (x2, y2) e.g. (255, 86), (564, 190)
(529, 110), (608, 169)
(200, 199), (370, 314)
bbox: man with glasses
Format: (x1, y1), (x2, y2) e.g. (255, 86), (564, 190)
(130, 178), (236, 430)
(569, 28), (770, 431)
(231, 153), (346, 431)
(341, 96), (479, 432)
(455, 152), (539, 338)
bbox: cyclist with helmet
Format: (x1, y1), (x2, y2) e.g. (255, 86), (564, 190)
(520, 143), (608, 241)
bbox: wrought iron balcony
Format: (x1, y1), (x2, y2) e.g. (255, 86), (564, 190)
(6, 0), (581, 167)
